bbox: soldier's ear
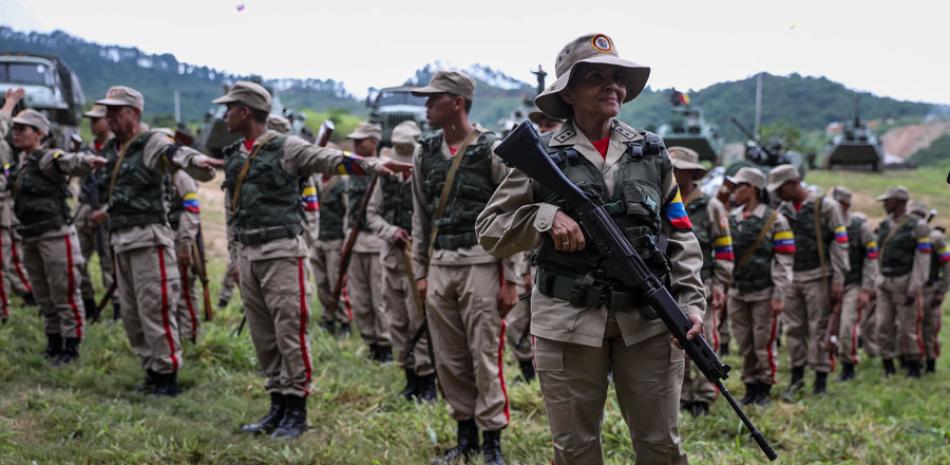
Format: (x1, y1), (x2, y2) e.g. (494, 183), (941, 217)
(560, 87), (575, 106)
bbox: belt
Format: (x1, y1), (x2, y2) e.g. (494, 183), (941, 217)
(236, 225), (302, 246)
(535, 267), (657, 318)
(881, 266), (912, 278)
(15, 217), (66, 238)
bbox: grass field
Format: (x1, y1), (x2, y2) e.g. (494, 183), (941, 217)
(1, 167), (950, 464)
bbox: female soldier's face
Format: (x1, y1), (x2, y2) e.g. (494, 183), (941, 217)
(732, 183), (754, 205)
(562, 64), (627, 119)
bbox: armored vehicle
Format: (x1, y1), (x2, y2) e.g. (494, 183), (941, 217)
(824, 98), (884, 171)
(657, 90), (723, 164)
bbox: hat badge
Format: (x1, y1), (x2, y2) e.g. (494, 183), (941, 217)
(591, 34), (612, 53)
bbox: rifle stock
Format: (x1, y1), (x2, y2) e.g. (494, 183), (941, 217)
(193, 226), (213, 321)
(495, 122), (777, 461)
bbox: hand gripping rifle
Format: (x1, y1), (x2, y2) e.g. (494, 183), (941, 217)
(495, 122), (778, 461)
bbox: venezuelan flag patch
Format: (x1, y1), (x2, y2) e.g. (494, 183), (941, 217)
(301, 186), (318, 211)
(834, 225), (849, 245)
(336, 152), (366, 176)
(865, 240), (879, 260)
(183, 192), (200, 214)
(664, 188), (692, 231)
(773, 230), (796, 254)
(713, 236), (734, 261)
(917, 236), (932, 253)
(940, 245), (950, 263)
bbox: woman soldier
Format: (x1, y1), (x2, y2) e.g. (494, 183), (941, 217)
(726, 167), (794, 405)
(8, 109), (106, 365)
(477, 33), (706, 465)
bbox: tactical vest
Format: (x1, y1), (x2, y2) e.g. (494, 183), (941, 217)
(534, 130), (672, 295)
(844, 216), (867, 286)
(11, 150), (71, 238)
(419, 131), (498, 250)
(101, 131), (169, 231)
(686, 194), (713, 281)
(380, 176), (413, 232)
(318, 178), (346, 241)
(928, 234), (943, 285)
(225, 135), (304, 245)
(345, 175), (374, 233)
(782, 200), (834, 272)
(220, 139), (246, 195)
(877, 216), (918, 277)
(730, 208), (775, 291)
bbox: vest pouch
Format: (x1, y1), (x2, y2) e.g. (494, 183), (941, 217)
(621, 182), (660, 222)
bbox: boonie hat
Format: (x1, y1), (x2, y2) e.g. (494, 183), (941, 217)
(391, 120), (421, 145)
(728, 167), (766, 190)
(668, 146), (707, 173)
(83, 104), (107, 118)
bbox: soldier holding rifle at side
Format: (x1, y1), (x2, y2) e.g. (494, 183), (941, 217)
(908, 201), (947, 374)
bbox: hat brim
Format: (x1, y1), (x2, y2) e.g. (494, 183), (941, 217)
(83, 110), (106, 118)
(410, 85), (446, 97)
(96, 97), (136, 108)
(211, 95), (239, 105)
(671, 158), (708, 173)
(11, 116), (46, 133)
(534, 55), (650, 120)
(876, 194), (908, 202)
(528, 110), (561, 124)
(347, 131), (381, 140)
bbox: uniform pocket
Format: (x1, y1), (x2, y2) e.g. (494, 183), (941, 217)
(621, 182), (660, 220)
(534, 347), (564, 373)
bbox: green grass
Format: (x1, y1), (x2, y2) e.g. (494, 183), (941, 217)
(3, 167), (950, 464)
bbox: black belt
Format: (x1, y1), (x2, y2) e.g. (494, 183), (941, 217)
(236, 225), (302, 246)
(881, 266), (912, 278)
(535, 267), (657, 319)
(15, 218), (66, 238)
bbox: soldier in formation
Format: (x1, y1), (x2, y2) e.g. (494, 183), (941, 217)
(908, 201), (947, 374)
(167, 168), (202, 344)
(0, 89), (35, 318)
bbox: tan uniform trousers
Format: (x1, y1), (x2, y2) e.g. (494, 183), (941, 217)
(116, 245), (183, 374)
(382, 263), (432, 374)
(535, 320), (687, 465)
(21, 229), (85, 339)
(505, 294), (533, 363)
(0, 228), (12, 318)
(837, 285), (866, 364)
(2, 227), (33, 297)
(875, 274), (925, 362)
(860, 295), (879, 357)
(240, 256), (313, 397)
(784, 278), (834, 372)
(682, 284), (718, 404)
(729, 292), (780, 385)
(218, 253), (239, 304)
(313, 244), (349, 324)
(177, 262), (201, 344)
(76, 221), (113, 301)
(427, 262), (509, 432)
(921, 287), (943, 360)
(349, 251), (388, 346)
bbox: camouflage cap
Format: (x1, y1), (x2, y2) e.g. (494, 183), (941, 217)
(266, 114), (291, 134)
(347, 122), (382, 141)
(212, 81), (272, 113)
(876, 186), (910, 202)
(668, 146), (707, 173)
(831, 186), (852, 204)
(410, 70), (475, 101)
(11, 108), (50, 135)
(391, 120), (421, 145)
(96, 86), (145, 112)
(83, 104), (107, 118)
(728, 167), (766, 190)
(535, 33), (650, 119)
(766, 164), (801, 192)
(908, 200), (929, 218)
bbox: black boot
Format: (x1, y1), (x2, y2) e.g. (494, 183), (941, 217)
(217, 297), (230, 309)
(44, 333), (63, 359)
(518, 359), (536, 383)
(22, 292), (36, 306)
(271, 395), (308, 439)
(813, 371), (828, 395)
(906, 360), (922, 378)
(112, 303), (121, 321)
(54, 338), (80, 366)
(926, 358), (936, 374)
(136, 369), (160, 394)
(401, 368), (419, 400)
(719, 341), (730, 357)
(416, 373), (437, 402)
(150, 371), (180, 397)
(838, 363), (855, 382)
(783, 366), (805, 402)
(739, 383), (759, 406)
(338, 322), (351, 337)
(376, 345), (393, 363)
(83, 298), (100, 323)
(240, 393), (285, 435)
(755, 383), (772, 406)
(481, 429), (506, 465)
(883, 359), (896, 377)
(690, 401), (710, 417)
(319, 320), (336, 335)
(432, 419), (478, 464)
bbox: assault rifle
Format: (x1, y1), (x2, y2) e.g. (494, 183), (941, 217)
(495, 122), (777, 461)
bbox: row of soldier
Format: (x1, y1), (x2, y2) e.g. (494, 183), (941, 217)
(0, 32), (946, 465)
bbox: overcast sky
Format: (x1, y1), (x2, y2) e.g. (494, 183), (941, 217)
(2, 0), (947, 103)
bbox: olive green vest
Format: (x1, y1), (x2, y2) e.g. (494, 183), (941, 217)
(534, 130), (671, 285)
(345, 176), (373, 233)
(844, 216), (867, 286)
(11, 149), (71, 237)
(220, 139), (246, 195)
(101, 132), (169, 232)
(731, 208), (775, 291)
(225, 135), (304, 245)
(380, 176), (413, 232)
(878, 216), (918, 277)
(318, 178), (346, 241)
(781, 199), (833, 272)
(686, 193), (713, 281)
(419, 131), (498, 250)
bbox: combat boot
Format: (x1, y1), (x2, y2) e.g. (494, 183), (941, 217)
(906, 360), (922, 378)
(217, 297), (230, 309)
(882, 359), (896, 377)
(719, 341), (730, 357)
(241, 393), (285, 435)
(432, 418), (478, 464)
(690, 402), (710, 417)
(739, 383), (759, 405)
(338, 322), (351, 337)
(44, 333), (63, 359)
(150, 371), (180, 397)
(416, 373), (437, 402)
(838, 363), (855, 382)
(481, 429), (506, 465)
(319, 320), (336, 335)
(54, 338), (80, 367)
(401, 368), (419, 400)
(376, 345), (393, 363)
(271, 395), (308, 439)
(22, 292), (36, 306)
(83, 298), (100, 323)
(136, 369), (159, 394)
(813, 371), (828, 395)
(518, 359), (536, 383)
(755, 383), (772, 406)
(782, 366), (805, 402)
(926, 358), (936, 374)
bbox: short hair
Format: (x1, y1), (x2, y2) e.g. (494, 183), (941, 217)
(250, 108), (268, 124)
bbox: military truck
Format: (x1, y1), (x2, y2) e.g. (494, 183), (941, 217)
(366, 86), (428, 147)
(823, 97), (884, 171)
(0, 52), (85, 149)
(657, 90), (723, 164)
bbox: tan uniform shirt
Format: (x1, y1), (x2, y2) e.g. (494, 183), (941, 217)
(847, 212), (880, 291)
(172, 170), (200, 254)
(778, 191), (850, 284)
(685, 188), (734, 293)
(411, 126), (516, 282)
(877, 212), (931, 293)
(367, 148), (414, 269)
(475, 119), (705, 347)
(729, 203), (795, 302)
(230, 130), (384, 263)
